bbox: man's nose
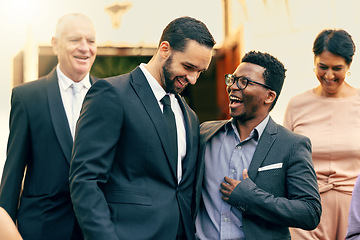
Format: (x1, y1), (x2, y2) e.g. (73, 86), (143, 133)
(78, 39), (90, 51)
(186, 72), (200, 85)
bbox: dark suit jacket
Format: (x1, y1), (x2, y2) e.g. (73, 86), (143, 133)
(195, 117), (321, 240)
(0, 68), (97, 240)
(69, 67), (200, 240)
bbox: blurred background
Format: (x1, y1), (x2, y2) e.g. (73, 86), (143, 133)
(1, 0), (360, 176)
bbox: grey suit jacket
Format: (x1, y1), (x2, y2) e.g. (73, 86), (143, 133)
(70, 67), (200, 240)
(195, 117), (321, 240)
(0, 68), (97, 240)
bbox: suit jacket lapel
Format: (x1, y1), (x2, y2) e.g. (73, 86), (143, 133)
(129, 67), (178, 180)
(47, 69), (98, 165)
(201, 121), (228, 145)
(47, 69), (73, 164)
(247, 117), (277, 180)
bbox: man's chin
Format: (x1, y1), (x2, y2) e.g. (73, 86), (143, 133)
(229, 111), (244, 120)
(74, 66), (91, 75)
(166, 85), (185, 94)
(173, 86), (186, 94)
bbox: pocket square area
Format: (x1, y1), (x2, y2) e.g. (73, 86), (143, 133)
(258, 163), (283, 172)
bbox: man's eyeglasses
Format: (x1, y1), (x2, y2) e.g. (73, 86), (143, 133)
(225, 74), (273, 90)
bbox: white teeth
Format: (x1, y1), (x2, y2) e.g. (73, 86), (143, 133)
(177, 77), (187, 86)
(323, 78), (337, 83)
(230, 96), (242, 102)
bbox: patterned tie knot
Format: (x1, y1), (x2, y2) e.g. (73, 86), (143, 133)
(161, 95), (171, 106)
(72, 82), (83, 94)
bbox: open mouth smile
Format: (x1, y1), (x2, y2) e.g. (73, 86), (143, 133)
(229, 95), (243, 107)
(75, 56), (90, 60)
(322, 78), (338, 84)
(176, 77), (188, 87)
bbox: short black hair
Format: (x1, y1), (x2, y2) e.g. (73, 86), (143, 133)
(241, 51), (287, 111)
(313, 29), (356, 65)
(159, 16), (216, 52)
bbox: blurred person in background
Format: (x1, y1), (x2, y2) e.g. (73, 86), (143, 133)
(0, 13), (97, 240)
(284, 29), (360, 240)
(346, 174), (360, 239)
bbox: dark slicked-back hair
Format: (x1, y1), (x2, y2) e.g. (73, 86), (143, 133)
(242, 50), (287, 111)
(159, 16), (216, 52)
(313, 29), (356, 65)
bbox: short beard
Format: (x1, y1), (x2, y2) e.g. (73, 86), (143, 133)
(162, 55), (184, 94)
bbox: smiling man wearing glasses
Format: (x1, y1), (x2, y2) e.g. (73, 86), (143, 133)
(194, 51), (321, 240)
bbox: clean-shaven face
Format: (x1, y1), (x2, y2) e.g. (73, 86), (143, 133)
(227, 62), (269, 122)
(52, 16), (97, 82)
(314, 50), (350, 97)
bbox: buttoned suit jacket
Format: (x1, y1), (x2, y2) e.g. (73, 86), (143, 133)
(194, 117), (321, 240)
(69, 66), (200, 240)
(0, 68), (97, 240)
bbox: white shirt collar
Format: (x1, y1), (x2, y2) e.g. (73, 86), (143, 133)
(56, 64), (91, 91)
(139, 63), (171, 101)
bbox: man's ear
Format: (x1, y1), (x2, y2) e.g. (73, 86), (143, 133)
(51, 37), (58, 55)
(158, 41), (171, 59)
(265, 90), (276, 105)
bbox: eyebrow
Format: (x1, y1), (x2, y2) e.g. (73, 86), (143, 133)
(184, 62), (207, 72)
(67, 35), (95, 40)
(318, 63), (344, 68)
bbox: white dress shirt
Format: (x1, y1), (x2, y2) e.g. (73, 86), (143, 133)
(139, 63), (186, 184)
(56, 65), (91, 139)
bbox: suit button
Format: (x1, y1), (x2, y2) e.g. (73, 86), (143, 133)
(238, 205), (246, 212)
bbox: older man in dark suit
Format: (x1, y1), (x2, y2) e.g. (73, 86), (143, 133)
(69, 16), (215, 240)
(195, 51), (322, 240)
(0, 13), (97, 240)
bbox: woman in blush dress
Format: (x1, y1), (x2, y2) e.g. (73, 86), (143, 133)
(284, 29), (360, 240)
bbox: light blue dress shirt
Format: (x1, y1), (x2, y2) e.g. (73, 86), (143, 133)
(195, 116), (269, 240)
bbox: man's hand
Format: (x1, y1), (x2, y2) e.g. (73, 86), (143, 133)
(220, 169), (249, 202)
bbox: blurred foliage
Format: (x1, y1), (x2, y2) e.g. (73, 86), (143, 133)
(38, 54), (217, 123)
(90, 56), (152, 78)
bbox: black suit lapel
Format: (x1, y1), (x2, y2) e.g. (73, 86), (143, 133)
(247, 117), (277, 180)
(129, 67), (177, 180)
(47, 69), (73, 164)
(48, 70), (98, 164)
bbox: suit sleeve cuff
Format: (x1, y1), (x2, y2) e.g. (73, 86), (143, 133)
(228, 178), (256, 212)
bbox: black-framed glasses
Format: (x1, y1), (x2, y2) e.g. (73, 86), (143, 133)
(225, 74), (273, 90)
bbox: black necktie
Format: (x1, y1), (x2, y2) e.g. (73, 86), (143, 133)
(161, 95), (178, 160)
